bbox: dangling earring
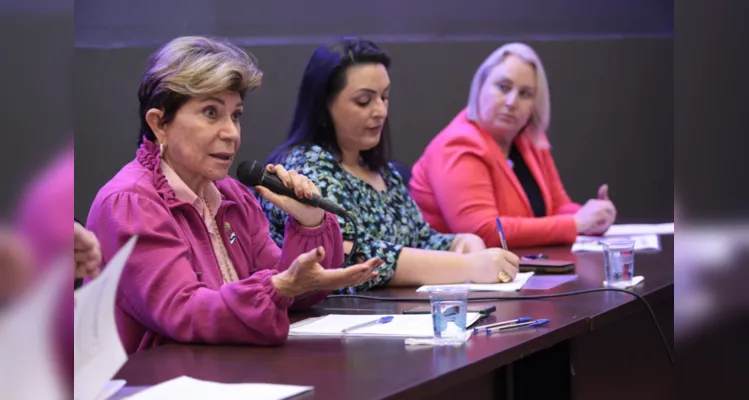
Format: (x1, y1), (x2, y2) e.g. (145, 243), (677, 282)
(159, 143), (166, 158)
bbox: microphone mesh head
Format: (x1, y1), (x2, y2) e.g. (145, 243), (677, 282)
(236, 160), (264, 186)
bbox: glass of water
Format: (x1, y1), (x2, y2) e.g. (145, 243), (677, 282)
(601, 238), (635, 286)
(426, 286), (469, 345)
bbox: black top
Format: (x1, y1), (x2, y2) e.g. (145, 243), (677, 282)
(508, 146), (546, 217)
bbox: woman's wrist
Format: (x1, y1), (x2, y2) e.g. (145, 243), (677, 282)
(271, 272), (297, 297)
(296, 211), (326, 229)
(466, 253), (481, 282)
(452, 252), (476, 281)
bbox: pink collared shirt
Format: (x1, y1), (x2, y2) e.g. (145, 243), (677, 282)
(161, 161), (239, 283)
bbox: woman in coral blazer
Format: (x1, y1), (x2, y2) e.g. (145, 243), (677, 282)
(410, 43), (617, 248)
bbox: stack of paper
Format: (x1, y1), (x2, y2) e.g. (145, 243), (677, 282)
(603, 223), (674, 236)
(289, 313), (482, 338)
(416, 272), (535, 293)
(572, 222), (674, 253)
(572, 234), (661, 253)
(75, 235), (138, 400)
(126, 376), (313, 400)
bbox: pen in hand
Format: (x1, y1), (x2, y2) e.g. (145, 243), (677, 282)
(495, 217), (508, 251)
(494, 216), (513, 283)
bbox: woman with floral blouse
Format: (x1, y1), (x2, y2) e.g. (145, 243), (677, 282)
(261, 37), (519, 292)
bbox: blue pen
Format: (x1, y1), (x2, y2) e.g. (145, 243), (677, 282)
(486, 318), (550, 335)
(495, 217), (508, 250)
(341, 316), (394, 334)
(472, 317), (532, 334)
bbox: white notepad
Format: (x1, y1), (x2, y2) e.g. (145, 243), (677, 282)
(416, 272), (535, 293)
(289, 313), (482, 338)
(603, 223), (674, 236)
(75, 236), (139, 400)
(126, 376), (312, 400)
(572, 234), (661, 252)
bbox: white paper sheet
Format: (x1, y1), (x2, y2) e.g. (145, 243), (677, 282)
(405, 331), (472, 346)
(0, 256), (69, 400)
(572, 234), (660, 253)
(289, 313), (482, 338)
(603, 223), (674, 236)
(127, 376), (313, 400)
(416, 272), (535, 293)
(74, 236), (138, 400)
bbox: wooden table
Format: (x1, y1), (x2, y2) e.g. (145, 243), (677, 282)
(115, 237), (674, 399)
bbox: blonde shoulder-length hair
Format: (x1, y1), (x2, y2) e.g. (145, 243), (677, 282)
(137, 36), (263, 144)
(466, 43), (551, 148)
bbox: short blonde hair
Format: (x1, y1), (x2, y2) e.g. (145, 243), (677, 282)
(466, 43), (551, 144)
(138, 36), (263, 143)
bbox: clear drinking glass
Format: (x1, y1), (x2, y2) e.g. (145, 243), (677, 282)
(601, 238), (636, 286)
(426, 286), (469, 344)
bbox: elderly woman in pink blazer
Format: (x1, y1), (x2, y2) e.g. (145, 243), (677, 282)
(85, 36), (380, 353)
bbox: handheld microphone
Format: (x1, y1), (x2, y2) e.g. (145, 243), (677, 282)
(237, 160), (348, 218)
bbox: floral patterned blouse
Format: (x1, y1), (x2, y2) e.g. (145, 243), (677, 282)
(259, 145), (456, 292)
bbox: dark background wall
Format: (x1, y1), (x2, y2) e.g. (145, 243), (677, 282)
(73, 1), (673, 225)
(0, 7), (72, 216)
(74, 0), (673, 45)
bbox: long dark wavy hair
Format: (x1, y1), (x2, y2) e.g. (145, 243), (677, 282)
(267, 37), (392, 170)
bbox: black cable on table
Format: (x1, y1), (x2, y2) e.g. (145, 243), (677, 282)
(328, 287), (675, 366)
(341, 212), (360, 268)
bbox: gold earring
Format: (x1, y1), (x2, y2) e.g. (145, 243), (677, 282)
(159, 143), (165, 157)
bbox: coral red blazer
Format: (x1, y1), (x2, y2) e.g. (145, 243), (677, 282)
(410, 109), (581, 248)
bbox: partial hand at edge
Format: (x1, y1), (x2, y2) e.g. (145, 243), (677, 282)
(450, 233), (487, 254)
(74, 221), (101, 279)
(0, 228), (33, 302)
